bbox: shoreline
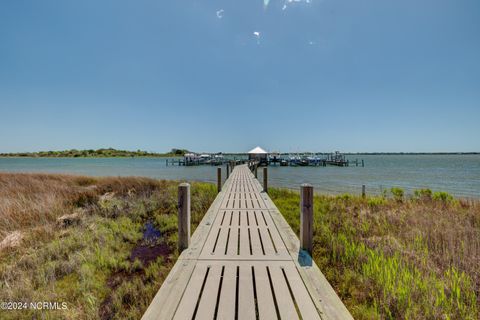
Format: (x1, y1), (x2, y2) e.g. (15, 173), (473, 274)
(1, 153), (479, 158)
(1, 153), (479, 198)
(0, 170), (478, 200)
(0, 155), (180, 159)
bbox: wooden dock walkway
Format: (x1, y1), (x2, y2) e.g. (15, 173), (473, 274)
(142, 165), (353, 320)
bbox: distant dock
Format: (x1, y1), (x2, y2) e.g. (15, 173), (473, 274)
(166, 150), (364, 168)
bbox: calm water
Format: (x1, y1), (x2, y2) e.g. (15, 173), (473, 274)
(0, 155), (479, 198)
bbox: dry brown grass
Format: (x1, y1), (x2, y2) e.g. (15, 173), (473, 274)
(0, 173), (160, 239)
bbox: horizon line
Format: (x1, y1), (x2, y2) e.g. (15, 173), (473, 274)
(0, 148), (479, 155)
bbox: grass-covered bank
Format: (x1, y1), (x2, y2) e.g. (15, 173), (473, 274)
(0, 173), (216, 319)
(0, 148), (190, 158)
(270, 188), (479, 319)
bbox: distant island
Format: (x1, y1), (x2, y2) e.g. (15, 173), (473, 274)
(0, 148), (478, 158)
(0, 148), (190, 158)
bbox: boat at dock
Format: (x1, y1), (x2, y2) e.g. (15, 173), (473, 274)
(167, 149), (363, 168)
(326, 151), (349, 166)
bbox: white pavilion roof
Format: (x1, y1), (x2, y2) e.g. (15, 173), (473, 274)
(247, 146), (268, 154)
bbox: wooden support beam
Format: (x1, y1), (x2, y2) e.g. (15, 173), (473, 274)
(217, 167), (222, 193)
(226, 164), (230, 179)
(300, 184), (313, 255)
(178, 183), (191, 252)
(263, 167), (268, 193)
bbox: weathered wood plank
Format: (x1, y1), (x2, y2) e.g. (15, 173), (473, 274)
(238, 264), (256, 320)
(284, 263), (322, 320)
(217, 264), (237, 319)
(254, 265), (278, 319)
(142, 259), (196, 320)
(195, 264), (223, 319)
(269, 265), (299, 320)
(171, 263), (208, 320)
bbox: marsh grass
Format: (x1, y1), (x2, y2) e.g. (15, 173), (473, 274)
(270, 188), (479, 320)
(0, 173), (216, 319)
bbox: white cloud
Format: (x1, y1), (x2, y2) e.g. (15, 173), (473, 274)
(283, 0), (312, 10)
(253, 31), (261, 44)
(216, 9), (224, 19)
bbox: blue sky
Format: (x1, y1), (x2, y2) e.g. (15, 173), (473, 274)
(0, 0), (479, 153)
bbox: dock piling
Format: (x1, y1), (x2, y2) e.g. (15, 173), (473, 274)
(178, 183), (191, 252)
(254, 164), (258, 178)
(217, 167), (222, 193)
(362, 185), (366, 198)
(263, 167), (268, 193)
(300, 184), (313, 255)
(226, 164), (230, 179)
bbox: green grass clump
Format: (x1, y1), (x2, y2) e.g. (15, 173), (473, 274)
(390, 187), (404, 202)
(414, 188), (433, 200)
(432, 191), (455, 204)
(367, 196), (388, 208)
(269, 188), (479, 320)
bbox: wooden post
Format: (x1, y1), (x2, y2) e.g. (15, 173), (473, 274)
(226, 164), (230, 179)
(178, 183), (190, 252)
(254, 165), (258, 178)
(217, 167), (222, 193)
(263, 167), (268, 193)
(300, 184), (313, 255)
(362, 159), (364, 167)
(362, 185), (366, 198)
